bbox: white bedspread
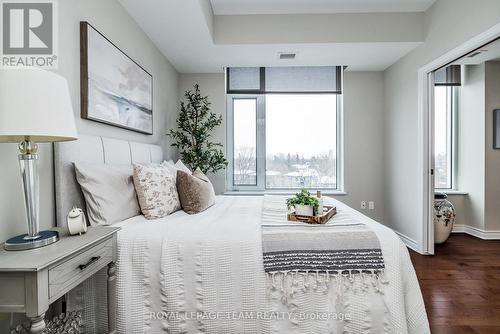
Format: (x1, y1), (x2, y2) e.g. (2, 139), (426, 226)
(92, 196), (428, 333)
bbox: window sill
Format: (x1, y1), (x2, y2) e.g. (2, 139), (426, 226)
(435, 190), (468, 195)
(224, 190), (348, 196)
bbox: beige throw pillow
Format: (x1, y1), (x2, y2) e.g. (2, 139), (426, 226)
(133, 163), (181, 219)
(176, 168), (216, 214)
(74, 162), (140, 226)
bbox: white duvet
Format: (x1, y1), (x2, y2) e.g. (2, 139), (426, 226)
(97, 196), (428, 333)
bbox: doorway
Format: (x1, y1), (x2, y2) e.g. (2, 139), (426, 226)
(422, 26), (500, 254)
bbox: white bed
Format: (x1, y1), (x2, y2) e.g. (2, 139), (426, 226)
(107, 196), (429, 334)
(54, 135), (429, 334)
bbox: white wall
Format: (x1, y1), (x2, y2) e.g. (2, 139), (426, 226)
(457, 64), (485, 230)
(178, 73), (226, 195)
(342, 72), (385, 221)
(448, 61), (500, 233)
(383, 0), (500, 245)
(484, 61), (500, 231)
(178, 71), (385, 221)
(0, 0), (179, 243)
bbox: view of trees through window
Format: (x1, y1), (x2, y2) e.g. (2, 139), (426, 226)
(233, 99), (257, 185)
(232, 94), (338, 189)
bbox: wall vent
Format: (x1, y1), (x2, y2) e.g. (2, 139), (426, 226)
(468, 50), (487, 58)
(279, 52), (296, 60)
(468, 51), (481, 58)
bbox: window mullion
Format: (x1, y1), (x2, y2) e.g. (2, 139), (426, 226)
(256, 95), (266, 190)
(451, 86), (459, 190)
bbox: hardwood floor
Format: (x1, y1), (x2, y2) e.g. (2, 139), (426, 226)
(410, 233), (500, 334)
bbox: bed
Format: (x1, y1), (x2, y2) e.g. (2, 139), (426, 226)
(54, 135), (430, 334)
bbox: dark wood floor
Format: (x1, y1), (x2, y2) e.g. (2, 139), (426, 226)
(410, 234), (500, 334)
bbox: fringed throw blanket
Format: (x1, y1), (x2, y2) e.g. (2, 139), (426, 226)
(262, 196), (387, 305)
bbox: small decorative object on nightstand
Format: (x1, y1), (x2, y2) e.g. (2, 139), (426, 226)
(0, 69), (77, 250)
(0, 226), (120, 334)
(434, 192), (456, 243)
(67, 207), (88, 236)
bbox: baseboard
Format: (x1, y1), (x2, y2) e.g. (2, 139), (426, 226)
(452, 224), (500, 239)
(394, 230), (421, 253)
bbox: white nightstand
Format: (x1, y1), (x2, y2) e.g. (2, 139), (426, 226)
(0, 226), (120, 334)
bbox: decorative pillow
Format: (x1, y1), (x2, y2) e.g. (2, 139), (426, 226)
(161, 160), (178, 176)
(74, 162), (140, 226)
(132, 163), (181, 219)
(176, 168), (216, 214)
(162, 159), (192, 180)
(174, 160), (191, 174)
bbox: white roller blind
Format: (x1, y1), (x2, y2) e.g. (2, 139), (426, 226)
(227, 66), (342, 93)
(435, 65), (461, 86)
(265, 66), (341, 93)
(228, 67), (261, 92)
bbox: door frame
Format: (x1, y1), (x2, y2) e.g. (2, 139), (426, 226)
(418, 22), (500, 255)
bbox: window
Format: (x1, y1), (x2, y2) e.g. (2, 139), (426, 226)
(433, 64), (460, 190)
(265, 94), (337, 189)
(434, 85), (458, 189)
(226, 66), (342, 192)
(233, 98), (257, 185)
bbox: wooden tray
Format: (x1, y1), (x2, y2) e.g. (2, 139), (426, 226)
(287, 205), (337, 224)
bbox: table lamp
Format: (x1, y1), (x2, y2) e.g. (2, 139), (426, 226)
(0, 69), (77, 250)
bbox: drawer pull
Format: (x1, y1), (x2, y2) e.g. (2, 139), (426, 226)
(78, 256), (100, 270)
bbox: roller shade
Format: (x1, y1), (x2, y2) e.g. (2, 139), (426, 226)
(227, 67), (262, 92)
(435, 65), (461, 86)
(226, 66), (342, 94)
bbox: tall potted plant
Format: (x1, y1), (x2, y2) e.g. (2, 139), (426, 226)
(168, 84), (227, 174)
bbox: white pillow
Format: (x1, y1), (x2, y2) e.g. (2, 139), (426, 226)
(132, 163), (181, 219)
(161, 159), (191, 177)
(175, 160), (191, 173)
(74, 162), (141, 226)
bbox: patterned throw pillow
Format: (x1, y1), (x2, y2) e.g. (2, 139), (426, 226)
(132, 163), (181, 219)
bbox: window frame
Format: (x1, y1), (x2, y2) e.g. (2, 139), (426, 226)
(225, 93), (343, 193)
(226, 94), (266, 191)
(434, 85), (459, 190)
(451, 85), (459, 190)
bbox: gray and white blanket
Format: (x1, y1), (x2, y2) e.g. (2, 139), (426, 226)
(262, 203), (385, 275)
(261, 196), (387, 306)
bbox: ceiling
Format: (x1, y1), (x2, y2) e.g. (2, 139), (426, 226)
(210, 0), (436, 15)
(118, 0), (430, 73)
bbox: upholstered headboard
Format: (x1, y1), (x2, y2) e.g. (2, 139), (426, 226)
(54, 134), (163, 227)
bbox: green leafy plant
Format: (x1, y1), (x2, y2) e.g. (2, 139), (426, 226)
(168, 84), (228, 174)
(287, 189), (319, 210)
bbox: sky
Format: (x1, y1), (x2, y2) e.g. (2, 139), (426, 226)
(434, 86), (449, 157)
(233, 94), (337, 158)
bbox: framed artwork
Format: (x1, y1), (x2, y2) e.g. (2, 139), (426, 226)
(494, 109), (500, 149)
(80, 21), (153, 134)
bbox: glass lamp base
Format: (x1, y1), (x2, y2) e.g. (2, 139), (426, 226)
(4, 230), (59, 251)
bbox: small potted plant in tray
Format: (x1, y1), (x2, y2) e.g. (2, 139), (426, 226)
(287, 189), (319, 216)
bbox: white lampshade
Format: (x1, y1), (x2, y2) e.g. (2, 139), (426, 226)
(0, 68), (77, 143)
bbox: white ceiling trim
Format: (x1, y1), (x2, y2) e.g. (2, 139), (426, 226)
(210, 0), (436, 15)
